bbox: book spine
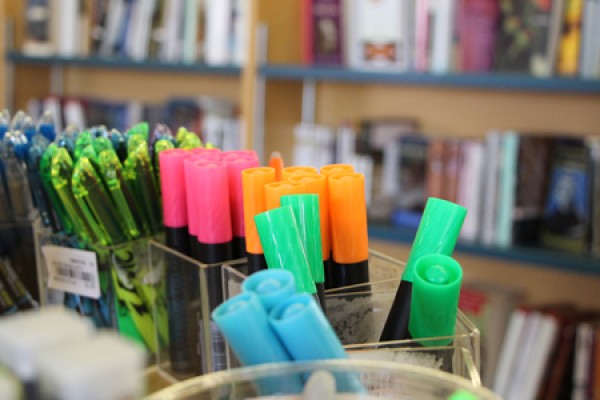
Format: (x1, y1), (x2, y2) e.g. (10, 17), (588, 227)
(312, 0), (343, 65)
(496, 132), (519, 249)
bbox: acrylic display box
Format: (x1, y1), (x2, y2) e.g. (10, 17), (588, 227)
(145, 360), (499, 400)
(34, 221), (164, 353)
(148, 242), (481, 387)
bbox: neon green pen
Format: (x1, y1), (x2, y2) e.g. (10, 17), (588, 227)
(127, 122), (149, 141)
(40, 144), (74, 235)
(74, 130), (94, 161)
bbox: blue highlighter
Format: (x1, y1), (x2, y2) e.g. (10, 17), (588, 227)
(269, 293), (364, 393)
(212, 292), (303, 394)
(242, 269), (297, 312)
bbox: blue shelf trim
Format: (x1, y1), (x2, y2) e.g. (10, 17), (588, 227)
(6, 52), (242, 76)
(260, 64), (600, 94)
(368, 223), (600, 277)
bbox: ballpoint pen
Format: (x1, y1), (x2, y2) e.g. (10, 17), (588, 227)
(108, 129), (128, 162)
(127, 122), (149, 141)
(27, 134), (56, 229)
(178, 133), (203, 150)
(92, 136), (114, 156)
(127, 132), (147, 156)
(2, 131), (32, 219)
(37, 111), (56, 142)
(39, 144), (73, 235)
(74, 130), (95, 161)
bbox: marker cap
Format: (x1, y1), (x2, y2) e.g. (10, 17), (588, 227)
(192, 160), (232, 245)
(221, 150), (259, 161)
(225, 157), (260, 237)
(242, 167), (276, 254)
(328, 172), (369, 264)
(402, 198), (467, 282)
(184, 156), (201, 236)
(409, 254), (462, 346)
(289, 174), (331, 260)
(280, 194), (324, 283)
(320, 163), (354, 178)
(254, 206), (316, 294)
(189, 148), (222, 159)
(159, 149), (191, 228)
(264, 180), (307, 210)
(281, 166), (318, 181)
(241, 269), (297, 312)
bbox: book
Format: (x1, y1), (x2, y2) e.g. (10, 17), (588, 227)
(459, 282), (524, 387)
(300, 0), (314, 64)
(589, 137), (600, 257)
(428, 0), (457, 74)
(442, 138), (461, 203)
(455, 0), (499, 72)
(425, 138), (446, 199)
(481, 131), (501, 246)
(457, 139), (485, 242)
(414, 0), (430, 72)
(126, 0), (157, 61)
(580, 0), (600, 78)
(557, 0), (583, 76)
(540, 138), (591, 254)
(204, 0), (232, 65)
(345, 0), (412, 70)
(312, 0), (343, 65)
(160, 0), (185, 61)
(23, 0), (54, 56)
(230, 0), (249, 66)
(493, 306), (529, 396)
(571, 322), (596, 400)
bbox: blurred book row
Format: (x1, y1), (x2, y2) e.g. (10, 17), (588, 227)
(21, 0), (247, 65)
(459, 282), (600, 399)
(26, 95), (242, 152)
(303, 0), (600, 78)
(293, 120), (600, 257)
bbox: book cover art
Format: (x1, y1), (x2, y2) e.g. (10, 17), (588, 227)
(493, 0), (563, 75)
(312, 0), (343, 65)
(557, 0), (583, 75)
(540, 139), (591, 254)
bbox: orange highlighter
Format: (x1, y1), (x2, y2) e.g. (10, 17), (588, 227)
(269, 152), (284, 181)
(242, 167), (277, 273)
(281, 166), (318, 181)
(327, 172), (369, 288)
(288, 173), (332, 289)
(264, 180), (307, 210)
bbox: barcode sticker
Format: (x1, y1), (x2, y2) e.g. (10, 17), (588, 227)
(42, 245), (100, 299)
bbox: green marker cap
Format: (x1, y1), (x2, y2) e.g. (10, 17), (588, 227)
(127, 122), (149, 141)
(408, 254), (462, 346)
(254, 206), (317, 294)
(127, 134), (147, 156)
(178, 133), (202, 150)
(74, 130), (93, 161)
(280, 194), (324, 284)
(92, 136), (113, 155)
(402, 198), (467, 282)
(447, 390), (478, 400)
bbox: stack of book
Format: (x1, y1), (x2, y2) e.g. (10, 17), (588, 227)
(301, 0), (600, 78)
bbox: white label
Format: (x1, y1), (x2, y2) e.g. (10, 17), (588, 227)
(42, 245), (100, 299)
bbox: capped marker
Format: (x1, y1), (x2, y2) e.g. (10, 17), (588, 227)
(408, 254), (463, 346)
(289, 174), (332, 288)
(254, 206), (316, 296)
(281, 166), (318, 181)
(280, 194), (326, 308)
(224, 156), (260, 259)
(380, 197), (466, 342)
(221, 149), (259, 161)
(264, 180), (307, 210)
(159, 148), (199, 375)
(241, 269), (297, 312)
(241, 167), (276, 273)
(327, 172), (369, 289)
(269, 151), (284, 180)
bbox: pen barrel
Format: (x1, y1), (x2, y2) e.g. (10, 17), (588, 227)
(254, 206), (316, 294)
(409, 254), (462, 346)
(264, 180), (307, 210)
(241, 269), (297, 312)
(328, 172), (368, 264)
(242, 167), (276, 255)
(281, 166), (318, 181)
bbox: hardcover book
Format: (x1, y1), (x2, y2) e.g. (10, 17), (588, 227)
(312, 0), (343, 65)
(455, 0), (499, 72)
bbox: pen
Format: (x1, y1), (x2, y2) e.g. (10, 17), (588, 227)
(380, 197), (466, 342)
(269, 151), (284, 180)
(327, 172), (369, 289)
(224, 156), (260, 259)
(158, 148), (198, 375)
(3, 131), (32, 219)
(288, 174), (332, 290)
(281, 166), (317, 181)
(74, 130), (94, 161)
(109, 129), (128, 162)
(241, 167), (276, 273)
(40, 144), (73, 235)
(37, 111), (57, 142)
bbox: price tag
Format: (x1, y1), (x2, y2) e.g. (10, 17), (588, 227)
(42, 245), (100, 299)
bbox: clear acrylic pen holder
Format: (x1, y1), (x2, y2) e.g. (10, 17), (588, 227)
(34, 224), (164, 354)
(150, 244), (481, 386)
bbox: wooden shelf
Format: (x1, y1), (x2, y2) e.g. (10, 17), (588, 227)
(369, 223), (600, 277)
(260, 64), (600, 94)
(6, 51), (242, 76)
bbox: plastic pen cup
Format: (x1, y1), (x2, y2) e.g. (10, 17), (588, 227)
(254, 206), (316, 295)
(269, 293), (364, 393)
(242, 269), (297, 313)
(327, 172), (369, 289)
(289, 173), (332, 287)
(409, 254), (463, 347)
(280, 194), (326, 308)
(224, 156), (260, 260)
(242, 167), (276, 273)
(212, 292), (303, 394)
(380, 197), (467, 342)
(281, 166), (318, 181)
(264, 180), (307, 210)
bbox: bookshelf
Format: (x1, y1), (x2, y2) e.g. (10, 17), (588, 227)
(2, 0), (600, 308)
